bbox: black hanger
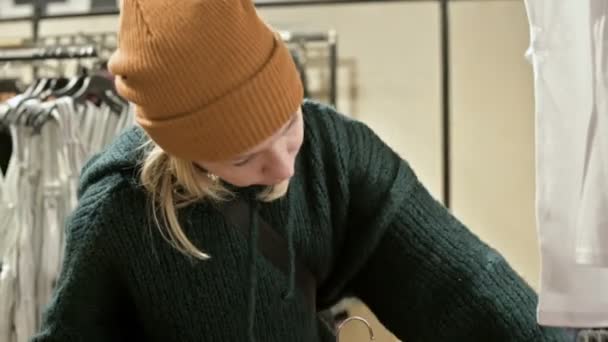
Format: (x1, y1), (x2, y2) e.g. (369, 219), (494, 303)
(72, 74), (125, 114)
(50, 62), (89, 98)
(0, 78), (20, 93)
(31, 103), (57, 134)
(2, 94), (34, 126)
(52, 73), (85, 98)
(31, 77), (53, 98)
(40, 77), (69, 101)
(14, 98), (38, 126)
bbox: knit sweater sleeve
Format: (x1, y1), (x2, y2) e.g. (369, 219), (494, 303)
(32, 177), (130, 341)
(327, 114), (571, 341)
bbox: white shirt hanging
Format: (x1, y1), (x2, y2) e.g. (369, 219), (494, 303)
(0, 105), (19, 342)
(525, 0), (608, 327)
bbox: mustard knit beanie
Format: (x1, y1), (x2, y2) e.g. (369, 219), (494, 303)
(108, 0), (304, 162)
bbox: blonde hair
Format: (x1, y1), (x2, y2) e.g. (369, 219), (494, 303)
(139, 137), (289, 260)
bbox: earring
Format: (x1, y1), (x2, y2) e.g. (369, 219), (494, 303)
(193, 163), (219, 182)
(207, 172), (220, 183)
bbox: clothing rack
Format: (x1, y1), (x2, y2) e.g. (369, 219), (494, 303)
(280, 30), (338, 108)
(0, 0), (453, 207)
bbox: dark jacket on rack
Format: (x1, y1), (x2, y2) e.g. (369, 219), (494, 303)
(32, 100), (571, 342)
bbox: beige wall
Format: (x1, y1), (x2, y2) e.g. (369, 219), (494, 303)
(262, 2), (445, 199)
(0, 21), (31, 39)
(451, 1), (539, 290)
(0, 1), (536, 341)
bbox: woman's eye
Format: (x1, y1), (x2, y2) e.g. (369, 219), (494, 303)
(233, 158), (251, 167)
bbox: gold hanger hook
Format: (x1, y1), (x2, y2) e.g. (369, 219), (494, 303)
(336, 316), (375, 342)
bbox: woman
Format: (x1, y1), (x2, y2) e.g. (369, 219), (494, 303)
(33, 1), (572, 341)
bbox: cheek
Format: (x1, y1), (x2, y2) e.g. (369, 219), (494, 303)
(288, 123), (305, 154)
(288, 139), (301, 156)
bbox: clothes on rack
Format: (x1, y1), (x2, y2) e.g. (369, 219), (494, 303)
(0, 126), (19, 342)
(0, 93), (133, 342)
(525, 0), (608, 328)
(280, 30), (337, 106)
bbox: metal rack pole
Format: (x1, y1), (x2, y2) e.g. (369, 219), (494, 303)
(31, 0), (43, 77)
(328, 30), (338, 107)
(440, 0), (451, 208)
(0, 0), (444, 22)
(0, 45), (98, 62)
(32, 0), (42, 43)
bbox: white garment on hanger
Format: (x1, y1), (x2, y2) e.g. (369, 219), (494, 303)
(525, 0), (608, 327)
(14, 127), (40, 342)
(0, 93), (131, 339)
(0, 106), (19, 342)
(575, 9), (608, 267)
(36, 108), (66, 321)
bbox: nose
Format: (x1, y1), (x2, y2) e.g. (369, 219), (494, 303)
(263, 147), (294, 182)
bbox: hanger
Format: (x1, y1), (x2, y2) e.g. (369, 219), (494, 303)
(51, 71), (86, 98)
(30, 102), (58, 134)
(2, 94), (33, 127)
(30, 77), (52, 98)
(72, 74), (125, 115)
(39, 77), (67, 101)
(51, 49), (89, 98)
(3, 75), (51, 125)
(22, 59), (51, 98)
(14, 98), (40, 127)
(336, 316), (375, 342)
(7, 98), (55, 135)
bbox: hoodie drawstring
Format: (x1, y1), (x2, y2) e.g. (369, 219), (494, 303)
(246, 191), (297, 341)
(283, 206), (296, 300)
(247, 199), (259, 342)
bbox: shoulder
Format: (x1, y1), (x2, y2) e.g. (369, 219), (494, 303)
(301, 100), (358, 156)
(301, 100), (397, 164)
(70, 173), (134, 228)
(302, 100), (379, 148)
(77, 125), (147, 197)
(67, 172), (146, 261)
(302, 99), (356, 132)
(71, 124), (150, 248)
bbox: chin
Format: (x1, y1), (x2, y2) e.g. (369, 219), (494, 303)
(264, 178), (291, 186)
(228, 178), (291, 188)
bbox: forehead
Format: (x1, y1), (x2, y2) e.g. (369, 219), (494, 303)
(233, 110), (300, 159)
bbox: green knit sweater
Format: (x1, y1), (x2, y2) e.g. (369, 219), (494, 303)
(33, 100), (569, 341)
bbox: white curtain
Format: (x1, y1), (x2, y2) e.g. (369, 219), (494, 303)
(525, 0), (608, 327)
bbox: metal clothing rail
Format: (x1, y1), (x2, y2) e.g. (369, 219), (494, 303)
(0, 45), (97, 62)
(0, 0), (435, 22)
(0, 0), (453, 207)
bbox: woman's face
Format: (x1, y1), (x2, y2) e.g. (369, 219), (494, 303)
(196, 108), (304, 188)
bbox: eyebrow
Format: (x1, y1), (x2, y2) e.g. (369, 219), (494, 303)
(233, 114), (298, 162)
